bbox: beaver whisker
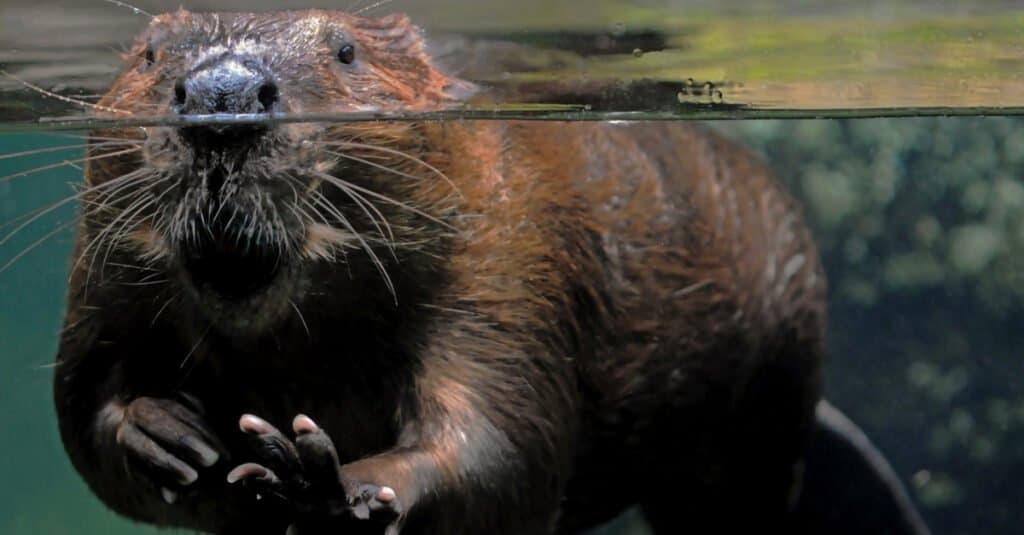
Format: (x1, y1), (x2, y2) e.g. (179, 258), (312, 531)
(302, 188), (389, 249)
(80, 169), (166, 218)
(118, 278), (169, 287)
(101, 191), (166, 264)
(322, 141), (461, 198)
(150, 292), (180, 328)
(0, 146), (142, 185)
(351, 0), (395, 17)
(75, 171), (171, 283)
(302, 187), (356, 235)
(308, 169), (454, 231)
(0, 69), (131, 116)
(138, 268), (167, 283)
(148, 181), (178, 244)
(100, 0), (155, 19)
(283, 173), (303, 207)
(286, 202), (352, 262)
(84, 154), (168, 203)
(0, 166), (153, 250)
(104, 261), (158, 271)
(247, 189), (289, 256)
(337, 182), (397, 248)
(179, 324), (212, 373)
(0, 218), (80, 274)
(287, 172), (396, 251)
(42, 133), (146, 144)
(0, 141), (133, 162)
(92, 191), (161, 278)
(303, 193), (396, 301)
(289, 298), (311, 339)
(325, 148), (433, 188)
(0, 198), (73, 233)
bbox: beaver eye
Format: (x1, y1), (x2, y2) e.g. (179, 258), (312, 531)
(141, 47), (156, 70)
(337, 44), (356, 65)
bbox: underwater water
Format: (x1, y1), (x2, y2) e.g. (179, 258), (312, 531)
(2, 1), (1024, 534)
(3, 116), (1023, 535)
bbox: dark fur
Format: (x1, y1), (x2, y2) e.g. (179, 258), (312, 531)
(54, 9), (826, 534)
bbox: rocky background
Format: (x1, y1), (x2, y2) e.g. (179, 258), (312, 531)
(713, 117), (1024, 535)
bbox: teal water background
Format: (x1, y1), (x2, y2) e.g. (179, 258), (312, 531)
(3, 117), (1024, 534)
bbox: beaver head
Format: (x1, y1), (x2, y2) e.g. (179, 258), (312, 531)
(80, 9), (471, 331)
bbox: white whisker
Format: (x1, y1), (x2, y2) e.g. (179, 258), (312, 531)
(352, 0), (394, 16)
(0, 146), (142, 184)
(1, 69), (130, 115)
(0, 141), (127, 162)
(309, 169), (454, 230)
(322, 140), (461, 197)
(289, 299), (311, 339)
(101, 0), (155, 18)
(0, 218), (79, 274)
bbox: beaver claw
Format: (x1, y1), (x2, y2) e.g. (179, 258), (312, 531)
(349, 483), (398, 521)
(229, 414), (399, 531)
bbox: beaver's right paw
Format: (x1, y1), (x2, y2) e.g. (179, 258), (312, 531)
(108, 395), (227, 503)
(227, 414), (401, 533)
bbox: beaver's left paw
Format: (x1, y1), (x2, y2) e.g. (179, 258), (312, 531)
(227, 414), (400, 533)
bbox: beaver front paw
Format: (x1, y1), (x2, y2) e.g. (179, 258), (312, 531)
(110, 394), (226, 504)
(228, 414), (400, 534)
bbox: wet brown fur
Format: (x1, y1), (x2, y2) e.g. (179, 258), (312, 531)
(54, 9), (826, 535)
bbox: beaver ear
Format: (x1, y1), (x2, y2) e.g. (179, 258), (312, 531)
(352, 13), (477, 105)
(440, 77), (479, 103)
(429, 57), (478, 104)
(423, 36), (479, 103)
(123, 14), (174, 64)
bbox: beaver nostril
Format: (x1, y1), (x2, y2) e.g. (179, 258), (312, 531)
(174, 80), (187, 109)
(257, 82), (279, 113)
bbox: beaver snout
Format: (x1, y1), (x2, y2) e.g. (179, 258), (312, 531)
(174, 55), (279, 161)
(174, 54), (279, 115)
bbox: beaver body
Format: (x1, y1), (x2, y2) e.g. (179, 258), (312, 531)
(54, 9), (832, 534)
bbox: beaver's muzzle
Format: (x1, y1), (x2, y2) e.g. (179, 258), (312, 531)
(174, 54), (279, 116)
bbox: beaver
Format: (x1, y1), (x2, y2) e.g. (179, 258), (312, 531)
(52, 8), (928, 535)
